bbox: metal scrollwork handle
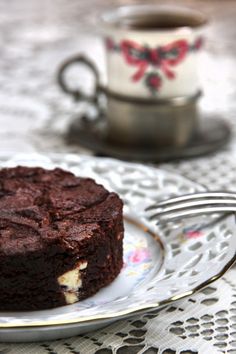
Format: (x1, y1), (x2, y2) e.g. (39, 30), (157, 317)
(57, 55), (100, 104)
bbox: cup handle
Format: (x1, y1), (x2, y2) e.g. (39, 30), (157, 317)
(57, 55), (100, 104)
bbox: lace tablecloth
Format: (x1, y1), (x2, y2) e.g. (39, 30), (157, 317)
(1, 0), (236, 353)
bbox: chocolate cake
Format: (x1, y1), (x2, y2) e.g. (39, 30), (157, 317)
(0, 166), (124, 311)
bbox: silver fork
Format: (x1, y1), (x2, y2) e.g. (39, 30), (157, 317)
(146, 191), (236, 224)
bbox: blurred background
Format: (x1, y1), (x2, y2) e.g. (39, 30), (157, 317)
(2, 2), (236, 352)
(1, 0), (236, 155)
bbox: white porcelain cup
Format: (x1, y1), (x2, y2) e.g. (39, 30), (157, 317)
(58, 5), (207, 147)
(101, 5), (207, 99)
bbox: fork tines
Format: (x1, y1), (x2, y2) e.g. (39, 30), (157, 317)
(146, 191), (236, 224)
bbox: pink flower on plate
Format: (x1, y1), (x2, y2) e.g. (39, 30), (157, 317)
(129, 249), (150, 263)
(186, 230), (203, 239)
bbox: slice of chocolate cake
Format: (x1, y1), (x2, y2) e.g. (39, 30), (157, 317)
(0, 166), (124, 311)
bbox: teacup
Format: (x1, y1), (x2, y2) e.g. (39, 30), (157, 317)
(58, 5), (207, 147)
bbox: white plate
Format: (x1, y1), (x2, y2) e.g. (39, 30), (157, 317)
(0, 153), (235, 342)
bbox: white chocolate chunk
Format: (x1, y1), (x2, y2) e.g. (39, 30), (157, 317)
(57, 261), (88, 304)
(58, 268), (83, 289)
(64, 292), (78, 305)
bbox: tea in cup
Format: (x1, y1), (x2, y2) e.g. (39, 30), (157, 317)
(58, 5), (207, 147)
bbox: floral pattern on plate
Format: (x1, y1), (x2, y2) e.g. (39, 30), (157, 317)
(0, 153), (235, 331)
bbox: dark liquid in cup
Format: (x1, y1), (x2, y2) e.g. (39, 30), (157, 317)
(113, 11), (206, 30)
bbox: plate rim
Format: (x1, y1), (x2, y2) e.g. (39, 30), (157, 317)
(1, 248), (235, 329)
(0, 153), (235, 329)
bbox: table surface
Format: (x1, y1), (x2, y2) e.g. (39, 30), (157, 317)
(1, 0), (236, 353)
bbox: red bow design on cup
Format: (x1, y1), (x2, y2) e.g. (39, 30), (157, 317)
(120, 39), (189, 82)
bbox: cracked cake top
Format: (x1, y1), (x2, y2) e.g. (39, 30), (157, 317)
(0, 166), (122, 255)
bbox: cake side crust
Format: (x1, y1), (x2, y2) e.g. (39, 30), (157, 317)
(0, 166), (124, 310)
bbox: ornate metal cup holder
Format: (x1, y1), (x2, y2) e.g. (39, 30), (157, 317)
(65, 113), (231, 162)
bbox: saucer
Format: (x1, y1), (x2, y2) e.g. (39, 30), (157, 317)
(65, 114), (231, 162)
